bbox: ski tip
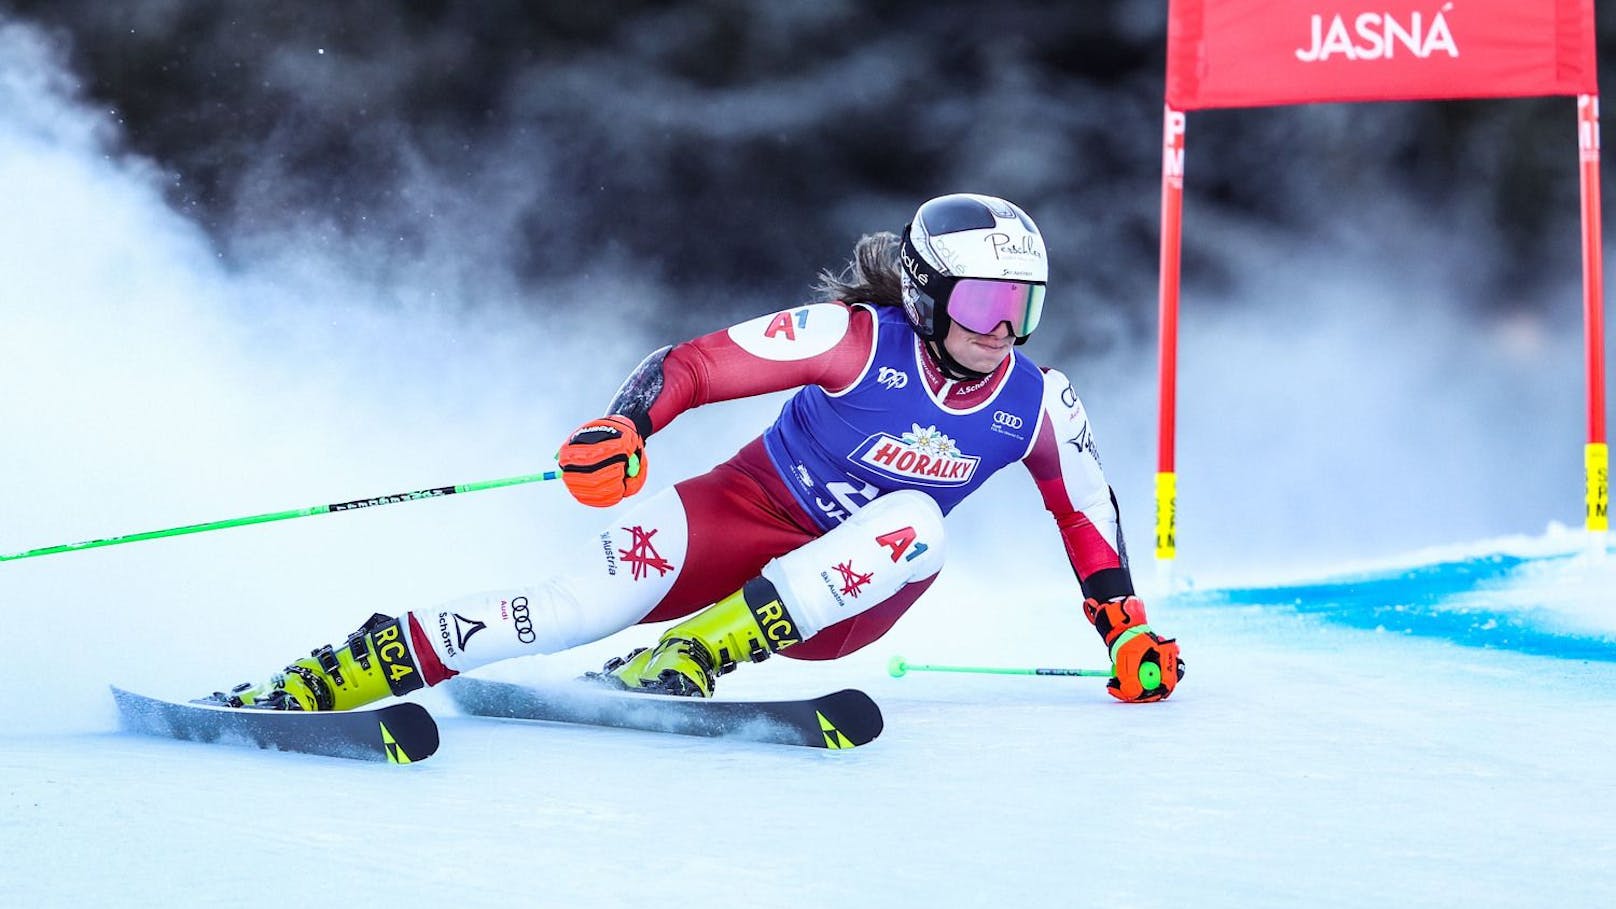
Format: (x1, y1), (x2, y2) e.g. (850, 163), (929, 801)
(111, 685), (442, 764)
(816, 688), (883, 748)
(378, 703), (440, 764)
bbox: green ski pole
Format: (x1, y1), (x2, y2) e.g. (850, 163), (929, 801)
(887, 655), (1110, 678)
(1, 469), (563, 563)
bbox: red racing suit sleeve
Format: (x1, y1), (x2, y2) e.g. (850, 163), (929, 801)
(606, 301), (876, 437)
(1021, 368), (1135, 602)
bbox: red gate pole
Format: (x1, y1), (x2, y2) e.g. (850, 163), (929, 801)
(1156, 105), (1187, 567)
(1578, 93), (1609, 551)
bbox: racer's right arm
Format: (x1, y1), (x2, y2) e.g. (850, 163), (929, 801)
(606, 301), (874, 438)
(560, 302), (876, 508)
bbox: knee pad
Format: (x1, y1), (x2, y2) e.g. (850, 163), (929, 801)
(761, 490), (946, 639)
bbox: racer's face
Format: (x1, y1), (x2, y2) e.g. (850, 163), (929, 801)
(941, 319), (1014, 374)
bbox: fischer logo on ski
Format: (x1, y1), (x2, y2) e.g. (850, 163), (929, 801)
(817, 711), (854, 750)
(380, 721), (415, 764)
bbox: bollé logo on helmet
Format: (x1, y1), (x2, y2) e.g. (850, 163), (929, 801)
(901, 245), (930, 285)
(1295, 9), (1459, 62)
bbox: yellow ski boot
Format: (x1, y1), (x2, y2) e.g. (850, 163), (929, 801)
(210, 614), (426, 711)
(601, 578), (801, 697)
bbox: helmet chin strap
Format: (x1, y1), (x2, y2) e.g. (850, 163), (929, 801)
(924, 339), (990, 382)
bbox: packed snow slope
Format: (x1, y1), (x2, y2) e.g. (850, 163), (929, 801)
(2, 18), (1613, 909)
(2, 541), (1613, 909)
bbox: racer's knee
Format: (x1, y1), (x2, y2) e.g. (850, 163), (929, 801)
(762, 490), (946, 638)
(855, 489), (945, 577)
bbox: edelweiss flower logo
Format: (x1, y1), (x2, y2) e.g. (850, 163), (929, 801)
(900, 424), (959, 457)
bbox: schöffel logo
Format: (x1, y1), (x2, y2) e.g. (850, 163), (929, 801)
(1295, 9), (1459, 62)
(852, 424), (979, 487)
(992, 411), (1023, 430)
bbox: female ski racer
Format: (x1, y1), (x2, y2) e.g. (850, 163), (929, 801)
(215, 193), (1184, 710)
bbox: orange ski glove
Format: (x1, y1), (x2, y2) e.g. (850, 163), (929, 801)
(1082, 595), (1184, 703)
(558, 415), (647, 508)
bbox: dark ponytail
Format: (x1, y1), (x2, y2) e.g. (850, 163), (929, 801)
(809, 231), (903, 307)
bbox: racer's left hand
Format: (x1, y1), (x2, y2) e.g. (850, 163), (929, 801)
(1082, 596), (1184, 703)
(1106, 625), (1183, 702)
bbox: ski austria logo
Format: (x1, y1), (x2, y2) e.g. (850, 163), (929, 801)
(619, 525), (676, 581)
(833, 560), (873, 598)
(1295, 5), (1459, 62)
(852, 423), (979, 487)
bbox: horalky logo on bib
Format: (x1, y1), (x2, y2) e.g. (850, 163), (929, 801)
(851, 424), (980, 487)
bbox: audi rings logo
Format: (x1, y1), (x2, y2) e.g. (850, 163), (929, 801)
(992, 411), (1024, 430)
(510, 595), (536, 644)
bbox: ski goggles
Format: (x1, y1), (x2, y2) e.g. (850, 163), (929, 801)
(945, 278), (1046, 338)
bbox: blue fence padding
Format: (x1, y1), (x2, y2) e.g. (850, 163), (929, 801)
(1183, 552), (1616, 662)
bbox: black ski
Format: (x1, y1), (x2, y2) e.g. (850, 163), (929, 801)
(447, 677), (883, 749)
(111, 686), (440, 764)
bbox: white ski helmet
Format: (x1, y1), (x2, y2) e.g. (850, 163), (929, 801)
(899, 193), (1048, 345)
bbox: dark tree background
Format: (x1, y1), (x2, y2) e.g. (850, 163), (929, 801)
(5, 1), (1613, 349)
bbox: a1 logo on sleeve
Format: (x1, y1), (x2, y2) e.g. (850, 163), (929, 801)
(728, 303), (850, 361)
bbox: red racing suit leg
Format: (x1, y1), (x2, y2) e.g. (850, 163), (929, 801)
(645, 437), (936, 660)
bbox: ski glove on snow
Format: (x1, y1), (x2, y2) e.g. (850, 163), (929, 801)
(1083, 596), (1184, 703)
(558, 415), (647, 508)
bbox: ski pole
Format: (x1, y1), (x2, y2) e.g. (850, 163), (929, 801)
(0, 469), (563, 563)
(887, 656), (1110, 678)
